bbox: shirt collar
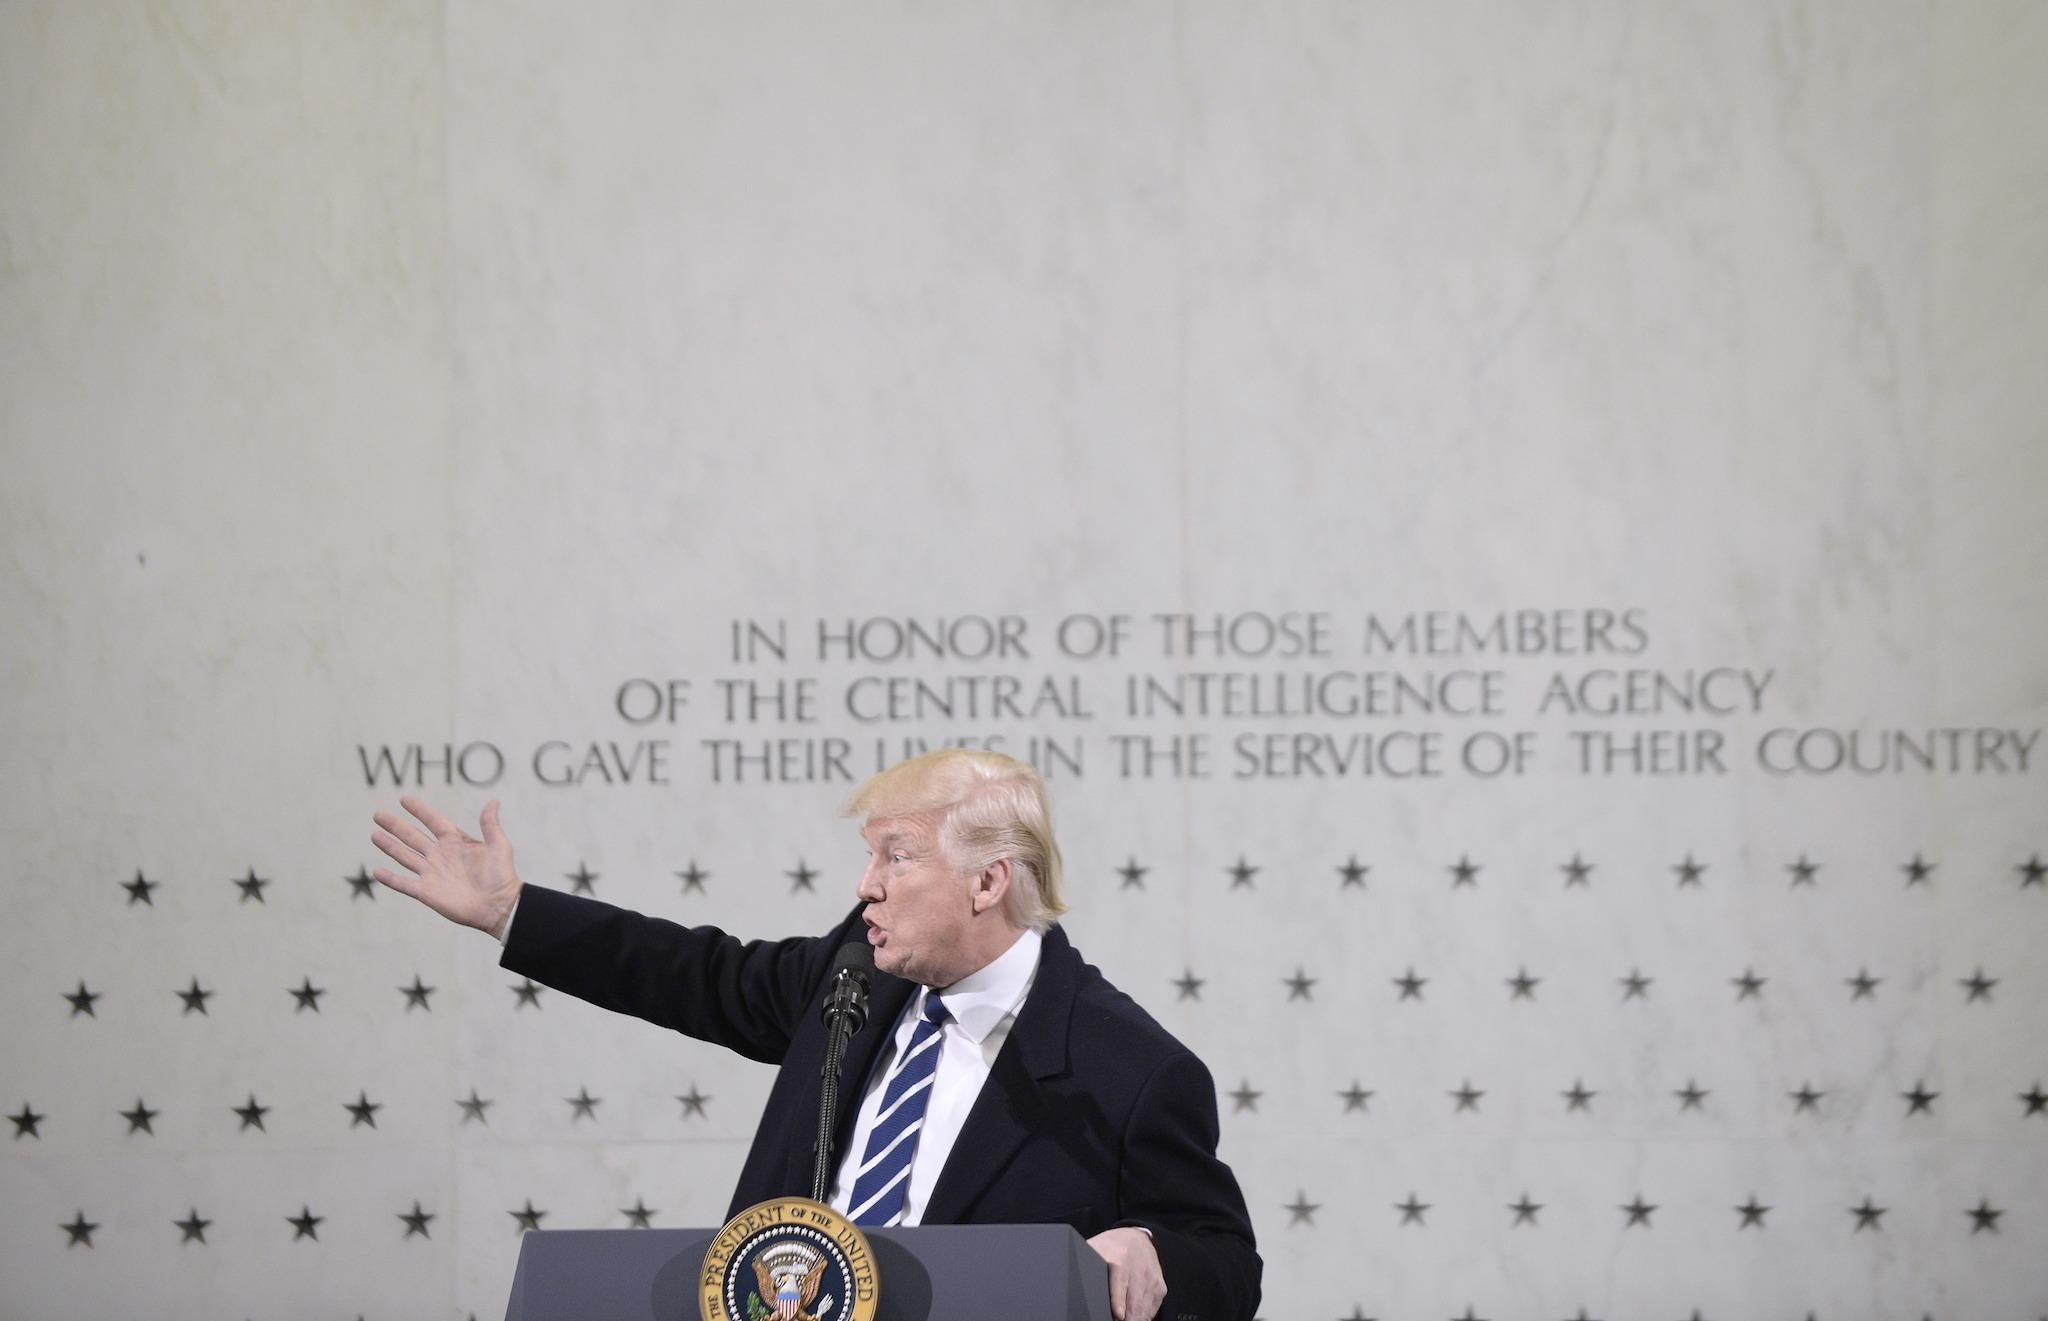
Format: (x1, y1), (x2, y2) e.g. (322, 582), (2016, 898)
(928, 928), (1041, 1046)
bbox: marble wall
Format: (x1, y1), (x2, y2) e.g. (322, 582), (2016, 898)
(2, 2), (2044, 1317)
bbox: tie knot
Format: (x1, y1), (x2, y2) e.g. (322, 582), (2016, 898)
(921, 992), (949, 1026)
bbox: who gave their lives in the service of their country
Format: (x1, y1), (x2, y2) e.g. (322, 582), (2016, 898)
(369, 747), (1262, 1321)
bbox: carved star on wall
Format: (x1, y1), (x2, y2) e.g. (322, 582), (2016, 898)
(787, 860), (817, 892)
(1735, 1197), (1770, 1228)
(1674, 853), (1707, 886)
(1790, 1084), (1826, 1114)
(1845, 968), (1882, 1000)
(234, 1094), (271, 1132)
(288, 1205), (324, 1240)
(511, 978), (544, 1008)
(1620, 1196), (1656, 1228)
(1117, 857), (1148, 889)
(2021, 1083), (2048, 1116)
(1562, 1080), (1596, 1113)
(1227, 857), (1258, 889)
(345, 1091), (382, 1129)
(175, 1208), (211, 1244)
(119, 1098), (159, 1135)
(510, 1200), (546, 1233)
(1283, 968), (1316, 1001)
(1674, 1080), (1710, 1111)
(1173, 969), (1205, 1002)
(1731, 968), (1766, 1001)
(400, 975), (436, 1011)
(1619, 969), (1652, 1000)
(1849, 1197), (1886, 1231)
(345, 866), (377, 899)
(676, 860), (709, 893)
(63, 980), (101, 1018)
(567, 1086), (602, 1120)
(1229, 1080), (1262, 1113)
(1394, 1193), (1429, 1225)
(177, 977), (213, 1015)
(1506, 967), (1540, 1000)
(1901, 1081), (1939, 1115)
(233, 868), (270, 903)
(457, 1089), (493, 1124)
(1449, 854), (1480, 887)
(1785, 855), (1817, 886)
(2017, 854), (2046, 888)
(567, 862), (598, 895)
(1960, 968), (1998, 1002)
(1449, 1081), (1484, 1113)
(622, 1198), (657, 1229)
(1284, 1191), (1319, 1226)
(676, 1085), (711, 1118)
(1901, 853), (1935, 885)
(1393, 968), (1427, 1001)
(1560, 853), (1593, 887)
(290, 977), (326, 1012)
(1965, 1197), (2003, 1233)
(400, 1201), (435, 1238)
(11, 1103), (44, 1139)
(1507, 1193), (1541, 1226)
(1336, 855), (1369, 888)
(123, 869), (159, 906)
(61, 1211), (98, 1247)
(1337, 1081), (1373, 1114)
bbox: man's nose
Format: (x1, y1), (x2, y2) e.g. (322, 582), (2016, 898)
(855, 864), (884, 902)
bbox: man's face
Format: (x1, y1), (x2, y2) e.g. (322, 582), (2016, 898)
(856, 813), (975, 987)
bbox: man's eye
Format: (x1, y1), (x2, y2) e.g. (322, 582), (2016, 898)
(892, 853), (910, 864)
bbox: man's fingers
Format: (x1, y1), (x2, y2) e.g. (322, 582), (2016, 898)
(371, 829), (427, 874)
(371, 866), (423, 901)
(399, 794), (462, 840)
(372, 810), (437, 859)
(480, 799), (505, 847)
(1106, 1262), (1128, 1321)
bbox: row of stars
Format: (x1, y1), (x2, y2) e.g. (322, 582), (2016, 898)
(48, 1189), (2015, 1250)
(1167, 965), (2013, 1003)
(55, 975), (460, 1017)
(9, 1086), (713, 1139)
(1327, 1302), (1982, 1310)
(107, 851), (2048, 907)
(1120, 852), (2046, 890)
(50, 1197), (660, 1247)
(27, 1078), (2048, 1140)
(1271, 1191), (2010, 1234)
(52, 975), (570, 1017)
(1227, 1079), (2048, 1118)
(47, 962), (2024, 1020)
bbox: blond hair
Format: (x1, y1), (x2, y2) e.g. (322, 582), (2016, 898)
(843, 748), (1067, 932)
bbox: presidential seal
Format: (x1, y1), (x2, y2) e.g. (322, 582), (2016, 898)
(699, 1198), (878, 1321)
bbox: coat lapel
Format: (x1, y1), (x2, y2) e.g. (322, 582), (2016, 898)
(919, 926), (1076, 1224)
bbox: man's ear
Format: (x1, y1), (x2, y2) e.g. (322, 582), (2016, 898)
(972, 857), (1013, 914)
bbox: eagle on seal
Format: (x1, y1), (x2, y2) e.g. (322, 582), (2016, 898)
(752, 1243), (829, 1321)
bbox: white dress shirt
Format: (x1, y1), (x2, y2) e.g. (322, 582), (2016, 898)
(826, 929), (1042, 1225)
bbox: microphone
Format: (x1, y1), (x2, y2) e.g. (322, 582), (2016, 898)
(820, 942), (874, 1034)
(811, 942), (874, 1202)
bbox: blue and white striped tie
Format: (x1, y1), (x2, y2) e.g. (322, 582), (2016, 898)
(848, 991), (949, 1227)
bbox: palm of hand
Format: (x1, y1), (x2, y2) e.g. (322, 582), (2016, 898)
(371, 795), (521, 934)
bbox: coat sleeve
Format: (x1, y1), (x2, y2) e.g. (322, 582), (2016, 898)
(498, 883), (853, 1064)
(1116, 1049), (1263, 1321)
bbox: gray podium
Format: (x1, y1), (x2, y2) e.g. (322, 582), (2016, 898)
(503, 1223), (1113, 1321)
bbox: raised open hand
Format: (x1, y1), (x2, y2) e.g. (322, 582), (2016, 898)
(370, 795), (523, 938)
